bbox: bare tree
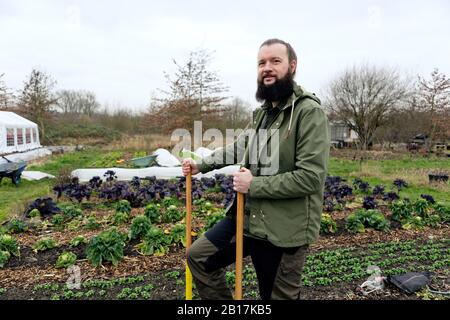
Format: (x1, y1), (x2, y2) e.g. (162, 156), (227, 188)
(17, 69), (57, 141)
(145, 49), (229, 134)
(373, 106), (429, 146)
(56, 90), (78, 114)
(80, 91), (100, 117)
(417, 68), (450, 148)
(325, 65), (411, 150)
(56, 90), (100, 116)
(222, 97), (252, 129)
(0, 73), (13, 110)
(161, 50), (228, 106)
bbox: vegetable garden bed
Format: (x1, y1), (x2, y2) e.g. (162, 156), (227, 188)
(1, 170), (449, 300)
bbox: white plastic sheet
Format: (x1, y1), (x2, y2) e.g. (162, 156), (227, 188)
(71, 147), (241, 181)
(193, 147), (214, 158)
(0, 148), (52, 164)
(22, 171), (55, 181)
(153, 148), (181, 167)
(71, 165), (240, 182)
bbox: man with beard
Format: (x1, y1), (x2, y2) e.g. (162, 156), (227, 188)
(182, 39), (330, 300)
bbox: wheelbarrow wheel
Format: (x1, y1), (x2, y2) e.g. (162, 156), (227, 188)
(12, 173), (21, 186)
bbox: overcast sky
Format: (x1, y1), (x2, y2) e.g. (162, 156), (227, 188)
(1, 0), (449, 112)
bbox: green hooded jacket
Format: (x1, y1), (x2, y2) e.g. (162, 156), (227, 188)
(198, 83), (330, 247)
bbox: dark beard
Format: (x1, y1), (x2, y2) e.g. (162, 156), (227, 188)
(255, 70), (294, 103)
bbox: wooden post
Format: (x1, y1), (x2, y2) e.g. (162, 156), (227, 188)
(185, 173), (193, 300)
(235, 192), (244, 300)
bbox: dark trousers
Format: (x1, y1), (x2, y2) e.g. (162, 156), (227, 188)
(187, 216), (309, 300)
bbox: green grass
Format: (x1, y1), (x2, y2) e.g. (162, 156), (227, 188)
(0, 147), (122, 222)
(0, 180), (53, 222)
(1, 152), (449, 223)
(26, 148), (124, 175)
(329, 157), (450, 204)
(379, 158), (450, 174)
(328, 158), (360, 177)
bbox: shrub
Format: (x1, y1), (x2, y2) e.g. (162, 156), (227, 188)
(56, 252), (77, 269)
(51, 214), (66, 231)
(393, 179), (408, 190)
(104, 170), (117, 182)
(84, 216), (101, 230)
(69, 235), (88, 247)
(116, 200), (131, 214)
(169, 224), (186, 246)
(362, 196), (377, 210)
(353, 179), (370, 193)
(362, 210), (390, 231)
(372, 185), (385, 197)
(129, 216), (152, 240)
(420, 194), (435, 204)
(46, 123), (121, 143)
(28, 209), (41, 218)
(62, 206), (83, 220)
(424, 214), (441, 228)
(33, 237), (57, 252)
(66, 217), (82, 231)
(25, 198), (61, 218)
(86, 227), (125, 266)
(0, 234), (20, 257)
(323, 200), (335, 212)
(113, 211), (130, 225)
(320, 214), (337, 234)
(345, 213), (365, 233)
(163, 205), (183, 223)
(7, 219), (28, 234)
(162, 197), (179, 208)
(432, 203), (450, 223)
(346, 209), (390, 233)
(392, 199), (446, 229)
(144, 203), (161, 223)
(402, 216), (425, 230)
(204, 211), (226, 231)
(136, 227), (170, 256)
(0, 250), (10, 268)
(390, 200), (413, 222)
(383, 191), (400, 202)
(413, 199), (430, 218)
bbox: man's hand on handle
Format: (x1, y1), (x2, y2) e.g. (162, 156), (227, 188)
(182, 158), (200, 176)
(232, 167), (253, 194)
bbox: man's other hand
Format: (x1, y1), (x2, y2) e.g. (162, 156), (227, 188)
(232, 167), (253, 194)
(182, 158), (200, 176)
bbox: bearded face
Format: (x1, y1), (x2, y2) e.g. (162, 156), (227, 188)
(255, 67), (294, 103)
(255, 43), (296, 103)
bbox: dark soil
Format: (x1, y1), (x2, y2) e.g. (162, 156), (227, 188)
(1, 262), (448, 301)
(1, 194), (449, 301)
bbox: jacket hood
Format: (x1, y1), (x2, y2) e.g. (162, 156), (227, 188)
(284, 82), (321, 110)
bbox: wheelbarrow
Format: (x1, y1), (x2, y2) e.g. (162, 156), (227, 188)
(0, 156), (27, 186)
(130, 154), (158, 168)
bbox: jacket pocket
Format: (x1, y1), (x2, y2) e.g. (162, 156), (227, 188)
(260, 198), (309, 244)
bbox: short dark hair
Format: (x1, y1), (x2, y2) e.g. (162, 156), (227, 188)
(259, 38), (297, 63)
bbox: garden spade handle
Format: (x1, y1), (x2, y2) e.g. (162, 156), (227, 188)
(235, 192), (244, 300)
(185, 172), (193, 300)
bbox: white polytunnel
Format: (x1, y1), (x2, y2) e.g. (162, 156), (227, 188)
(0, 111), (41, 155)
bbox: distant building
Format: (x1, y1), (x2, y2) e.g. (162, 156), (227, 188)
(329, 121), (358, 148)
